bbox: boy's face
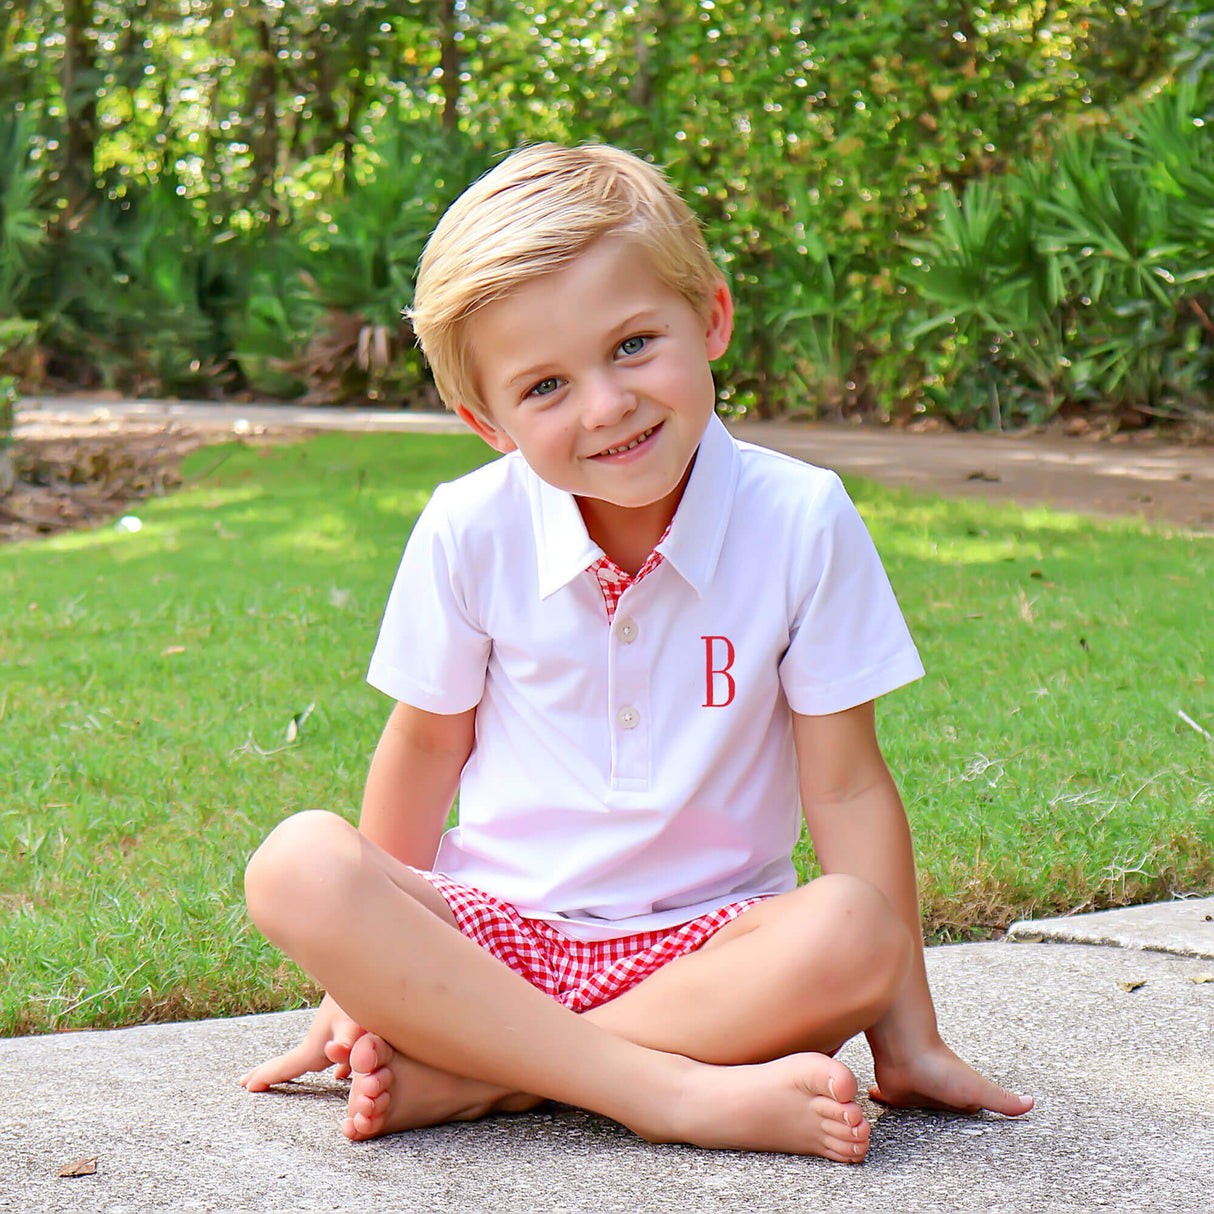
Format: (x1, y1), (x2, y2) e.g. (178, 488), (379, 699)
(456, 236), (733, 520)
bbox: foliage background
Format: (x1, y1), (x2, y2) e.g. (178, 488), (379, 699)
(1, 0), (1212, 426)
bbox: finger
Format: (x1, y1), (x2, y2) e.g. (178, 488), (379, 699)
(325, 1019), (366, 1076)
(333, 1018), (364, 1050)
(240, 1047), (326, 1091)
(240, 1055), (297, 1092)
(986, 1088), (1034, 1117)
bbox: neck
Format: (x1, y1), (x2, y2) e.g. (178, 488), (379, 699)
(577, 471), (691, 575)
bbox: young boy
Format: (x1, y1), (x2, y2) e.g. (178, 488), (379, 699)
(240, 143), (1032, 1161)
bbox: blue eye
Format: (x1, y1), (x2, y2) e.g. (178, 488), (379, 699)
(618, 335), (646, 356)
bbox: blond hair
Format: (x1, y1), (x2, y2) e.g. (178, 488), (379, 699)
(406, 143), (719, 420)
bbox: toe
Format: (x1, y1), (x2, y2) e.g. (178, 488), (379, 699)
(349, 1032), (393, 1076)
(359, 1065), (394, 1101)
(822, 1060), (858, 1105)
(821, 1112), (869, 1146)
(823, 1136), (867, 1165)
(343, 1108), (384, 1141)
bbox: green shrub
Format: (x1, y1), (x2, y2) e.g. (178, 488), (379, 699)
(24, 181), (242, 396)
(0, 110), (49, 317)
(901, 76), (1214, 428)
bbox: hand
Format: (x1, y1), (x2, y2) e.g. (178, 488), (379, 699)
(870, 1037), (1033, 1118)
(239, 994), (366, 1092)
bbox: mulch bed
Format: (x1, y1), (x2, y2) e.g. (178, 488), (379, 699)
(0, 427), (217, 543)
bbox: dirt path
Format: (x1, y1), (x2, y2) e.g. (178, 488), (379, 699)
(7, 397), (1214, 541)
(732, 419), (1214, 534)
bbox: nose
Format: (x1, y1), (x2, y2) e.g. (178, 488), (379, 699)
(580, 371), (637, 429)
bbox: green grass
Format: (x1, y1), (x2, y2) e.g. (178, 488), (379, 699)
(1, 431), (1211, 1036)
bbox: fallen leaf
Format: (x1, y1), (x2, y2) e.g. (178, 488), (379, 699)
(1118, 979), (1147, 992)
(1189, 973), (1214, 985)
(58, 1157), (97, 1178)
(285, 701), (316, 744)
(161, 645), (185, 656)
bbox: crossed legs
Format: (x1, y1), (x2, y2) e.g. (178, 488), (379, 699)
(243, 810), (912, 1160)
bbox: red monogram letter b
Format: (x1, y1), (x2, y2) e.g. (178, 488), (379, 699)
(702, 635), (736, 707)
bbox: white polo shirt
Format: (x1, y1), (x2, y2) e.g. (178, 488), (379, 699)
(367, 415), (923, 939)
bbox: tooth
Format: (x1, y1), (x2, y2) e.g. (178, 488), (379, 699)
(601, 426), (654, 457)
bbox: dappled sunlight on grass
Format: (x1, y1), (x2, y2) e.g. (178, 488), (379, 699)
(370, 488), (439, 516)
(878, 530), (1044, 565)
(849, 479), (1145, 571)
(29, 484), (268, 558)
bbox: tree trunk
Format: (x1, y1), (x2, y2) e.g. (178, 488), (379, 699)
(61, 0), (98, 207)
(439, 0), (461, 131)
(247, 18), (281, 217)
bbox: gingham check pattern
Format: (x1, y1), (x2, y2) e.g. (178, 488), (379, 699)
(414, 869), (764, 1012)
(590, 524), (671, 623)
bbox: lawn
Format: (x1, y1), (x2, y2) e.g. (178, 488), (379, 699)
(1, 430), (1211, 1036)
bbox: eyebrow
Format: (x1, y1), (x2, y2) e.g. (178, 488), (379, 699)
(504, 364), (560, 392)
(500, 309), (668, 392)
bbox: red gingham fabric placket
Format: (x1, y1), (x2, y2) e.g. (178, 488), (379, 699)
(590, 524), (671, 623)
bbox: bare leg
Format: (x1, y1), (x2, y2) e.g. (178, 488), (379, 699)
(585, 874), (912, 1061)
(245, 811), (874, 1160)
(344, 1030), (868, 1161)
(342, 874), (900, 1147)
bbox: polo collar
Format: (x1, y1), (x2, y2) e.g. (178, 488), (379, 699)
(530, 469), (603, 600)
(529, 413), (740, 600)
(654, 413), (737, 595)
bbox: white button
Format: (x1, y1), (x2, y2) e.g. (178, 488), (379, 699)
(617, 617), (638, 643)
(616, 705), (640, 730)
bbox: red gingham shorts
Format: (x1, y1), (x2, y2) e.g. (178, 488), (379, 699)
(411, 869), (767, 1013)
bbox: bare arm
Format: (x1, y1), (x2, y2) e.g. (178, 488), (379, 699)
(793, 703), (939, 1054)
(359, 699), (476, 866)
(793, 703), (1032, 1115)
(240, 700), (475, 1092)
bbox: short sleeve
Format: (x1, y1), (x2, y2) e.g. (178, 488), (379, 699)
(778, 473), (924, 716)
(366, 487), (491, 713)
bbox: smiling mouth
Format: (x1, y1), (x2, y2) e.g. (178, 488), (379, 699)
(597, 425), (658, 457)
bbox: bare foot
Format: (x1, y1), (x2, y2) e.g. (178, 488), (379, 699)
(341, 1033), (543, 1141)
(870, 1042), (1034, 1118)
(665, 1052), (871, 1162)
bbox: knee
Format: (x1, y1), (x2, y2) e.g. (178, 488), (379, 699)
(244, 809), (359, 945)
(807, 873), (914, 1008)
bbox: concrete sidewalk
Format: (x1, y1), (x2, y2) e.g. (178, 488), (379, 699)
(3, 901), (1211, 1213)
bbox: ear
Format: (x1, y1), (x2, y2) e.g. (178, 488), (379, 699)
(704, 279), (734, 361)
(455, 404), (517, 454)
